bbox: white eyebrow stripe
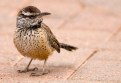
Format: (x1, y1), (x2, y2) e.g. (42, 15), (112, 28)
(22, 11), (40, 16)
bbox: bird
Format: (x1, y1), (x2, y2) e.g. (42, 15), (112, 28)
(13, 6), (78, 76)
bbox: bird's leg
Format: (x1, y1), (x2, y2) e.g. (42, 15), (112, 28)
(30, 59), (49, 76)
(41, 59), (49, 74)
(18, 59), (38, 73)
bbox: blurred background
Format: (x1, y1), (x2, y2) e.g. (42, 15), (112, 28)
(1, 0), (121, 82)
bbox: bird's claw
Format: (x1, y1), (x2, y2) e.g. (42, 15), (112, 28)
(18, 67), (38, 73)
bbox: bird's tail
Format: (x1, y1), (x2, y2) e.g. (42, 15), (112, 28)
(60, 43), (78, 51)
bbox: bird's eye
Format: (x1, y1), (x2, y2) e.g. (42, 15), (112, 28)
(29, 15), (36, 19)
(20, 13), (37, 19)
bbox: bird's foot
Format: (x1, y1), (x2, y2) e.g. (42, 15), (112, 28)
(18, 67), (38, 73)
(30, 70), (49, 76)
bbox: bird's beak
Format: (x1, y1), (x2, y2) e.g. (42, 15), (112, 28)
(40, 12), (51, 17)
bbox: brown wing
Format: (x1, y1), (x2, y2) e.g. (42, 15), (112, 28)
(42, 23), (60, 53)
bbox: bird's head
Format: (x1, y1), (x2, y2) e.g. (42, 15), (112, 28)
(17, 6), (51, 29)
(18, 6), (51, 19)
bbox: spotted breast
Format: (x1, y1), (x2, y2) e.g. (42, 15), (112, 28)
(14, 23), (54, 60)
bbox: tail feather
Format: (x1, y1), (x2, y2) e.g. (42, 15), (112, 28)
(60, 43), (78, 51)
